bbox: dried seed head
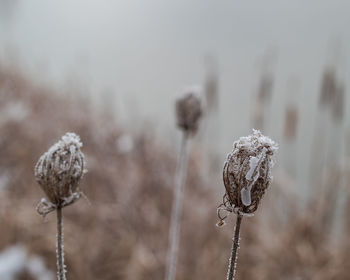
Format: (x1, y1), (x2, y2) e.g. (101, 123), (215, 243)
(175, 90), (202, 135)
(34, 132), (86, 213)
(222, 129), (278, 215)
(283, 105), (298, 141)
(319, 68), (337, 107)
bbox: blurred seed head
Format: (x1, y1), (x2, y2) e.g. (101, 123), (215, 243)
(175, 90), (202, 135)
(34, 132), (86, 210)
(283, 105), (298, 141)
(319, 67), (337, 107)
(222, 129), (278, 215)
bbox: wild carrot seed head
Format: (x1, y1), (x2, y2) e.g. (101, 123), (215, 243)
(222, 129), (277, 215)
(34, 132), (86, 207)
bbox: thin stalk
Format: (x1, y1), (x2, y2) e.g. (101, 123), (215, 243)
(227, 215), (243, 280)
(165, 132), (189, 280)
(56, 206), (66, 280)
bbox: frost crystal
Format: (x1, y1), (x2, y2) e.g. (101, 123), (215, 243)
(34, 132), (86, 216)
(222, 129), (277, 214)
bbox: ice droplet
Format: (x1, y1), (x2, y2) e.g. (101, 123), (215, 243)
(241, 187), (252, 206)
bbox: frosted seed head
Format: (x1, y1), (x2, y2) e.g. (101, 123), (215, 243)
(175, 90), (203, 135)
(34, 132), (86, 209)
(222, 129), (278, 214)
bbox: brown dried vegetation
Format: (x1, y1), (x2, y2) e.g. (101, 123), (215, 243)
(0, 65), (349, 279)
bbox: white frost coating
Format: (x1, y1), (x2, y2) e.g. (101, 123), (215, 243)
(246, 147), (267, 182)
(61, 132), (83, 148)
(35, 132), (85, 196)
(240, 139), (270, 207)
(245, 156), (259, 181)
(38, 132), (83, 176)
(44, 133), (83, 168)
(35, 132), (86, 217)
(234, 129), (278, 153)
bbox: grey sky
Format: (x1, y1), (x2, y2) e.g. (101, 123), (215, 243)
(0, 1), (349, 165)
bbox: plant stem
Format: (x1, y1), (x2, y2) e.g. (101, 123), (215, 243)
(56, 206), (66, 280)
(227, 215), (243, 280)
(165, 132), (189, 280)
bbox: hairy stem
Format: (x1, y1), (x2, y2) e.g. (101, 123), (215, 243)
(56, 207), (66, 280)
(165, 132), (189, 280)
(227, 215), (243, 280)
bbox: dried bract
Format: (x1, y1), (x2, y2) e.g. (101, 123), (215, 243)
(222, 129), (277, 215)
(34, 132), (86, 216)
(175, 91), (202, 134)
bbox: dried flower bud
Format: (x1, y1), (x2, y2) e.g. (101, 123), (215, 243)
(222, 129), (277, 215)
(34, 132), (86, 215)
(175, 90), (202, 134)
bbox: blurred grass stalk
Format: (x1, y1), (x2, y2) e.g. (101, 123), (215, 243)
(165, 132), (189, 280)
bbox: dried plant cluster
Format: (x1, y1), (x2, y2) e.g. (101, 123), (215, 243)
(219, 130), (278, 280)
(222, 129), (278, 215)
(1, 65), (350, 280)
(175, 91), (202, 135)
(34, 133), (86, 216)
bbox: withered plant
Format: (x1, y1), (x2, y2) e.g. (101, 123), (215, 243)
(34, 132), (86, 280)
(217, 129), (277, 280)
(165, 90), (202, 280)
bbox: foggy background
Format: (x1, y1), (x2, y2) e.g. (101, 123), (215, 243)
(1, 0), (349, 194)
(0, 1), (350, 279)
